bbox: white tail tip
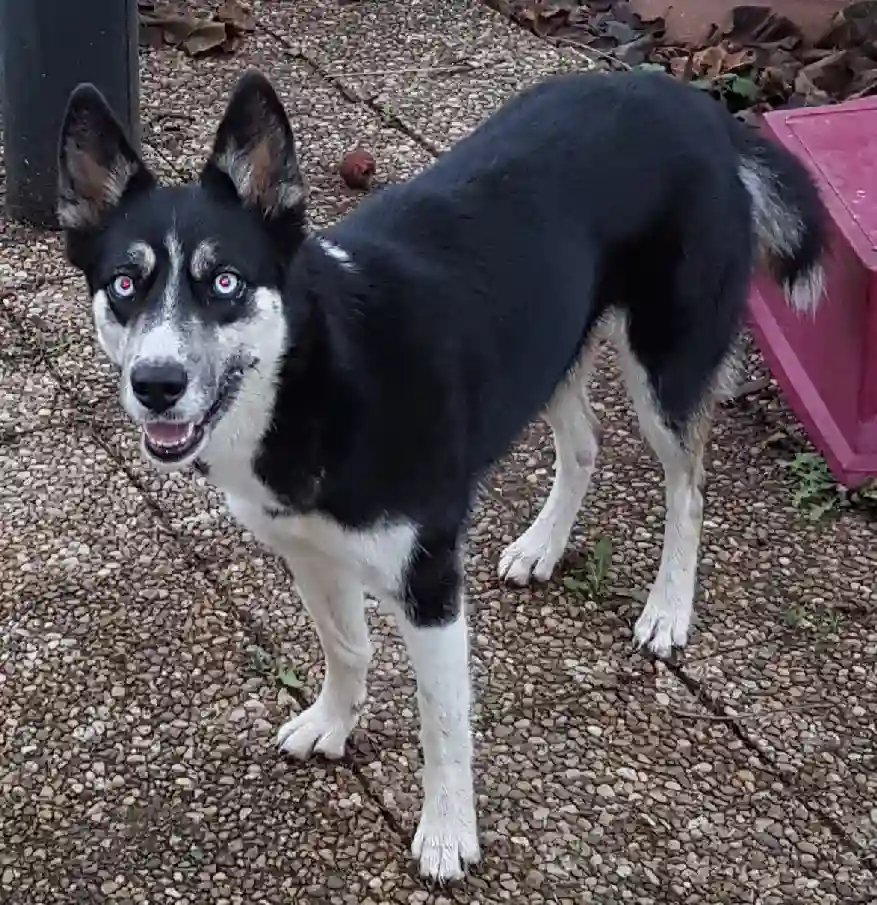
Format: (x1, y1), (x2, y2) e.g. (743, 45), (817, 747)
(785, 263), (824, 315)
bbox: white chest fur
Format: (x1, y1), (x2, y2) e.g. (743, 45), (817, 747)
(222, 487), (417, 601)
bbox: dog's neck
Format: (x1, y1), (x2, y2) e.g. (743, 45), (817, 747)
(198, 248), (361, 517)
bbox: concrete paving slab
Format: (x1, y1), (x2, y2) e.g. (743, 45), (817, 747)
(252, 0), (586, 152)
(141, 40), (433, 225)
(347, 524), (876, 903)
(0, 314), (72, 439)
(0, 429), (405, 905)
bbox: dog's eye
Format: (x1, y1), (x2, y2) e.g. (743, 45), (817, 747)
(212, 271), (244, 298)
(109, 274), (136, 300)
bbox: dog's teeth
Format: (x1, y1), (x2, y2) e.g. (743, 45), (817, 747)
(144, 422), (195, 449)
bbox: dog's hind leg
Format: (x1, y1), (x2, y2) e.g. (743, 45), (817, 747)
(499, 342), (602, 585)
(276, 554), (371, 759)
(614, 328), (725, 659)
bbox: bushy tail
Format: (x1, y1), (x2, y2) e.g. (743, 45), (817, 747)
(733, 123), (828, 314)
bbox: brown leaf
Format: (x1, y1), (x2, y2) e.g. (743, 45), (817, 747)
(138, 23), (166, 49)
(793, 70), (831, 106)
(159, 18), (196, 46)
(693, 46), (727, 78)
(140, 1), (188, 24)
(798, 49), (854, 96)
(725, 7), (800, 46)
(817, 1), (877, 49)
(689, 45), (754, 79)
(847, 66), (877, 99)
(215, 0), (256, 33)
(221, 33), (244, 54)
(183, 21), (230, 56)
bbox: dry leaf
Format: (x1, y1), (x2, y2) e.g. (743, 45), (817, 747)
(161, 18), (197, 46)
(183, 21), (230, 56)
(216, 0), (256, 33)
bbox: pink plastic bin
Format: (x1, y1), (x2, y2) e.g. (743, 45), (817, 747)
(748, 96), (877, 488)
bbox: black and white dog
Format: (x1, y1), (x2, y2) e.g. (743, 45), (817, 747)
(57, 69), (826, 880)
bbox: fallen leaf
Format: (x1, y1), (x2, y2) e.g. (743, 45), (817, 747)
(817, 1), (877, 49)
(222, 33), (244, 54)
(216, 0), (256, 33)
(184, 21), (231, 55)
(277, 666), (303, 690)
(725, 6), (800, 46)
(162, 18), (197, 46)
(492, 0), (877, 110)
(139, 23), (166, 48)
(139, 0), (252, 56)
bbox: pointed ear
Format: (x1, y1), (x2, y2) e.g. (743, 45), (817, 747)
(200, 70), (306, 221)
(57, 84), (155, 231)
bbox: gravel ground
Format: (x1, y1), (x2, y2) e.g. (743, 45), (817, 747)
(2, 1), (876, 902)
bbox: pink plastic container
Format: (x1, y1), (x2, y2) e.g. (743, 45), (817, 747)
(748, 96), (877, 488)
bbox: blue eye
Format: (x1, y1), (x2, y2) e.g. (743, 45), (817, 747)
(212, 271), (244, 297)
(109, 274), (135, 299)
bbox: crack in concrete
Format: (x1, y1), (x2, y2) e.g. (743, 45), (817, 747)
(265, 30), (444, 159)
(668, 658), (876, 870)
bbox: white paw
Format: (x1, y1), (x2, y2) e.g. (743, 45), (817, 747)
(412, 797), (480, 882)
(633, 592), (692, 658)
(498, 526), (562, 585)
(275, 695), (357, 760)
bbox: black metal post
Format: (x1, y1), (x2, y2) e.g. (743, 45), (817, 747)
(0, 0), (140, 228)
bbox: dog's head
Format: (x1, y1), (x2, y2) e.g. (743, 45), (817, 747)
(57, 71), (306, 471)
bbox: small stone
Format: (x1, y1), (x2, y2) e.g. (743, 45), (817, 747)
(596, 784), (615, 799)
(525, 869), (544, 888)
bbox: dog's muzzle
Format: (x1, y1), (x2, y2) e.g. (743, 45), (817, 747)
(139, 356), (257, 466)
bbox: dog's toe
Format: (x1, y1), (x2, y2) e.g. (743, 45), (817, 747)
(633, 596), (691, 658)
(412, 805), (480, 883)
(275, 700), (353, 760)
(498, 532), (560, 585)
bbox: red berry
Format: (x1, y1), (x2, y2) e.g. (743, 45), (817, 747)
(339, 148), (376, 190)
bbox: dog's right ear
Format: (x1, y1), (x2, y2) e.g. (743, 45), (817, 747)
(57, 84), (155, 231)
(200, 70), (306, 226)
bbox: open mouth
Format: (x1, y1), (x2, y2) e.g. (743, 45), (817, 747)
(142, 420), (205, 464)
(140, 358), (255, 466)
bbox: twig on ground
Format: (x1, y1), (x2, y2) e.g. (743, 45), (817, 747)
(321, 62), (501, 79)
(723, 375), (771, 402)
(549, 34), (631, 70)
(669, 702), (836, 722)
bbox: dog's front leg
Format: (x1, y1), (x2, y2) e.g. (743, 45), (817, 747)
(275, 552), (371, 759)
(394, 542), (480, 882)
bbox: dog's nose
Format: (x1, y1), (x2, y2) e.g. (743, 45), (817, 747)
(130, 361), (189, 413)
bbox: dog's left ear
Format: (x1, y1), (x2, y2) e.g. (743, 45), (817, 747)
(201, 70), (306, 223)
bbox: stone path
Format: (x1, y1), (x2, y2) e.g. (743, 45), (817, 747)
(1, 2), (875, 903)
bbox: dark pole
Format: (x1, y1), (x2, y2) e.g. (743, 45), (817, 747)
(0, 0), (140, 228)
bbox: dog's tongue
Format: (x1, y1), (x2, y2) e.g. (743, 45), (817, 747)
(144, 422), (193, 448)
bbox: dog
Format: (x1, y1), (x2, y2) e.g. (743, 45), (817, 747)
(57, 68), (827, 881)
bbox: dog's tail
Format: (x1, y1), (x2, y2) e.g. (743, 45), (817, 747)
(733, 124), (828, 314)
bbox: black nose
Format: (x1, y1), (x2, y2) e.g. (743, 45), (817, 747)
(130, 361), (189, 413)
